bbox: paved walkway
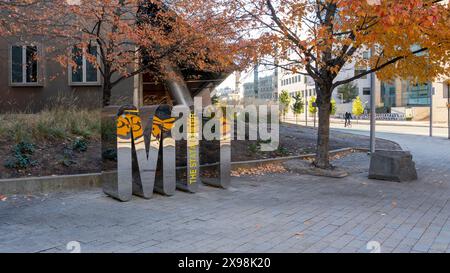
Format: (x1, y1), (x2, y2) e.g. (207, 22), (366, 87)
(1, 133), (450, 253)
(285, 115), (450, 138)
(331, 121), (450, 138)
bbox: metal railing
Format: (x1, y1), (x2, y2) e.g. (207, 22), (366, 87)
(339, 113), (406, 121)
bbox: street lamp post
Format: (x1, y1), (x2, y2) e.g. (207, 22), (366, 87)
(305, 90), (308, 127)
(370, 48), (376, 154)
(447, 82), (450, 140)
(429, 83), (433, 137)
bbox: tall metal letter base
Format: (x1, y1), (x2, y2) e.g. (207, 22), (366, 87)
(201, 116), (231, 189)
(102, 104), (231, 202)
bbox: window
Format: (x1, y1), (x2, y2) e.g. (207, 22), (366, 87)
(363, 88), (371, 95)
(363, 51), (370, 60)
(355, 69), (367, 79)
(70, 45), (100, 85)
(407, 83), (431, 106)
(11, 45), (38, 84)
(381, 82), (397, 107)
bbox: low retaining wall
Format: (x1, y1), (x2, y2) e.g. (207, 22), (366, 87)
(0, 147), (368, 195)
(0, 173), (102, 195)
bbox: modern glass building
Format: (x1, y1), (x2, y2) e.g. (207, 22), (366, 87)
(381, 82), (397, 107)
(406, 83), (431, 106)
(381, 80), (431, 108)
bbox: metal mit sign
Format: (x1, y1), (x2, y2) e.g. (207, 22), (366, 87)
(102, 104), (230, 202)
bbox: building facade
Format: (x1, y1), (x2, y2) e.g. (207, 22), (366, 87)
(0, 37), (225, 112)
(243, 82), (255, 98)
(0, 38), (134, 112)
(243, 74), (277, 101)
(278, 50), (373, 114)
(276, 53), (449, 122)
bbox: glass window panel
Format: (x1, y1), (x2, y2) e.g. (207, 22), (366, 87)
(11, 46), (23, 83)
(407, 83), (430, 106)
(86, 46), (98, 82)
(26, 46), (37, 82)
(381, 82), (396, 107)
(363, 51), (370, 60)
(72, 47), (83, 82)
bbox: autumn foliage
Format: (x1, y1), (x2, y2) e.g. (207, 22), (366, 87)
(2, 0), (450, 168)
(1, 0), (259, 105)
(230, 0), (450, 168)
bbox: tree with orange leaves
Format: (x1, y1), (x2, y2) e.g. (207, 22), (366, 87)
(0, 1), (43, 36)
(2, 0), (257, 106)
(231, 0), (450, 168)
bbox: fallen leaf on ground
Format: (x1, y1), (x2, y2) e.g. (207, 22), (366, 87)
(231, 163), (287, 177)
(294, 232), (304, 238)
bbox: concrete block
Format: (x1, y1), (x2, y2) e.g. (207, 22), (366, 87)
(369, 150), (418, 182)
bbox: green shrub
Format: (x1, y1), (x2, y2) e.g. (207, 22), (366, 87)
(276, 146), (289, 156)
(14, 141), (35, 155)
(72, 137), (88, 152)
(248, 143), (259, 154)
(101, 118), (116, 142)
(4, 141), (38, 169)
(102, 148), (117, 161)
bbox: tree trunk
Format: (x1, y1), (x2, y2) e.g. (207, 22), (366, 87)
(103, 83), (112, 107)
(102, 66), (112, 107)
(314, 87), (332, 169)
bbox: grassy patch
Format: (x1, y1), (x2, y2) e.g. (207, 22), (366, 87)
(0, 107), (101, 143)
(101, 117), (116, 142)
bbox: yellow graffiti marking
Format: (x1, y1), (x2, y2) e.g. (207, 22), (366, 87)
(117, 111), (144, 140)
(152, 116), (176, 138)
